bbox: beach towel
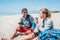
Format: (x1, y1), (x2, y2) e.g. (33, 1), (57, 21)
(38, 29), (60, 40)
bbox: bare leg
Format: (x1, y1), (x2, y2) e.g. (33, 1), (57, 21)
(10, 24), (24, 39)
(21, 32), (35, 40)
(10, 26), (20, 39)
(25, 33), (35, 40)
(25, 30), (31, 34)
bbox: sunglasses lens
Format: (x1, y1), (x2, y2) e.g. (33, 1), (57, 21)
(24, 12), (27, 13)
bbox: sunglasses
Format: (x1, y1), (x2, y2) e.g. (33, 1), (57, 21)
(23, 12), (27, 13)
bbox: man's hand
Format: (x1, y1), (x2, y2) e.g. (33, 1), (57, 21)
(19, 24), (24, 27)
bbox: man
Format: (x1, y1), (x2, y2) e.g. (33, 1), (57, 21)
(9, 8), (34, 40)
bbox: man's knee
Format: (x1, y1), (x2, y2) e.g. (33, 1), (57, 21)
(28, 32), (35, 39)
(16, 26), (20, 31)
(17, 24), (23, 30)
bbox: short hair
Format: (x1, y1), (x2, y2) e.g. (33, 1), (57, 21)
(22, 8), (28, 13)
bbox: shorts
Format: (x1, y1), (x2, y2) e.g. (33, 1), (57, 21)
(17, 27), (31, 32)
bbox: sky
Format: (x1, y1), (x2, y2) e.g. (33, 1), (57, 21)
(0, 0), (60, 13)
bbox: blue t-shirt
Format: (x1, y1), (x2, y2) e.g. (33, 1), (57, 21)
(18, 14), (34, 28)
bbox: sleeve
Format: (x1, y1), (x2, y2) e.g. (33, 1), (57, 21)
(45, 19), (53, 29)
(31, 22), (36, 31)
(39, 26), (45, 31)
(18, 17), (23, 25)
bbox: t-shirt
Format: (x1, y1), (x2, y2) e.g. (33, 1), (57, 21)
(18, 14), (34, 28)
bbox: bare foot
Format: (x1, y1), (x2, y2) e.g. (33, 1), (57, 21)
(1, 37), (7, 40)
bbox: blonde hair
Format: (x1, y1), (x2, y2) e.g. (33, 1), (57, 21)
(40, 8), (51, 18)
(48, 12), (51, 18)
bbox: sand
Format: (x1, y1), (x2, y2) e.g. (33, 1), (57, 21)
(0, 13), (60, 40)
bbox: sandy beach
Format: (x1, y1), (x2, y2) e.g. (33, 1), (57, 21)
(0, 13), (60, 40)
